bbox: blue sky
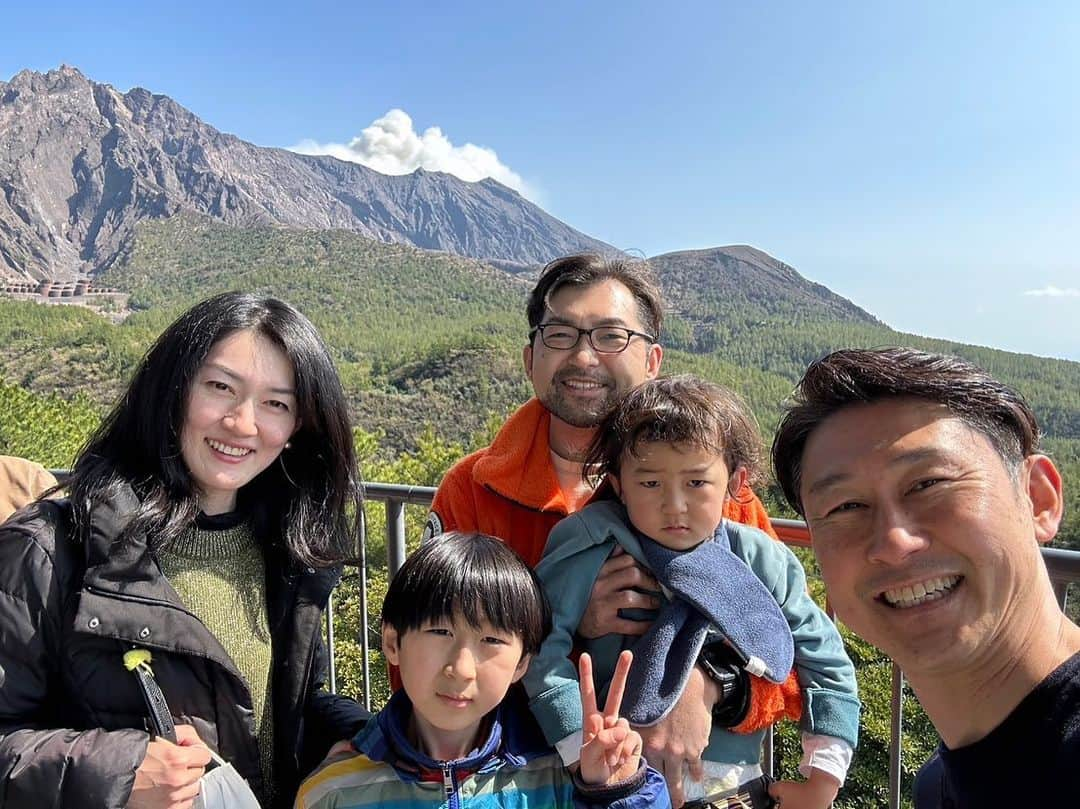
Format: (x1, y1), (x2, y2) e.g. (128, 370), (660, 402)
(4, 1), (1078, 360)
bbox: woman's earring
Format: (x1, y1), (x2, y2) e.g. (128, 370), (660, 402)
(284, 441), (292, 449)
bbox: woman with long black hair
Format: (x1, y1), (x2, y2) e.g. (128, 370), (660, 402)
(0, 292), (370, 808)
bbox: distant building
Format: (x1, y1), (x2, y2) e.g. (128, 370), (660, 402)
(0, 277), (128, 312)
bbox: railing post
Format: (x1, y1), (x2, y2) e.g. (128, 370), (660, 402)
(386, 498), (407, 577)
(358, 508), (372, 711)
(889, 664), (904, 809)
(1052, 579), (1070, 610)
(762, 726), (774, 777)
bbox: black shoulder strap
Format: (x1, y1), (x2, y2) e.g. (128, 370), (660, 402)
(128, 659), (178, 744)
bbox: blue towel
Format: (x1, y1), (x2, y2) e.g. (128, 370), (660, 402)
(623, 524), (794, 726)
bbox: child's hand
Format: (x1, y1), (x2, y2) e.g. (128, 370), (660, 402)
(578, 650), (642, 786)
(767, 768), (840, 809)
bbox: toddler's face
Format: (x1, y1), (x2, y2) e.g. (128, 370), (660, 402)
(614, 441), (734, 550)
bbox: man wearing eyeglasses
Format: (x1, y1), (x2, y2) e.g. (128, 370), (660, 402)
(425, 253), (778, 806)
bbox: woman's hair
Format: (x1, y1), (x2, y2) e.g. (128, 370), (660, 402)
(66, 291), (363, 566)
(585, 375), (763, 489)
(382, 532), (552, 656)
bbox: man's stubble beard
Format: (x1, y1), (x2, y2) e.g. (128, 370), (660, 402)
(539, 375), (621, 429)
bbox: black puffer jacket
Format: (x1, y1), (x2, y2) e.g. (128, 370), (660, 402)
(0, 487), (370, 809)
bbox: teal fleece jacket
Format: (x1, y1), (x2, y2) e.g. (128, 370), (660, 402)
(524, 500), (860, 767)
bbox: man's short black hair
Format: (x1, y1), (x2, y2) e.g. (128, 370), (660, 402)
(382, 532), (552, 656)
(526, 253), (664, 340)
(772, 347), (1040, 516)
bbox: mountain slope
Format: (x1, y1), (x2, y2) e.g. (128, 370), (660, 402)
(3, 215), (1076, 438)
(651, 245), (878, 324)
(0, 65), (614, 280)
(1, 217), (1077, 550)
(649, 245), (879, 353)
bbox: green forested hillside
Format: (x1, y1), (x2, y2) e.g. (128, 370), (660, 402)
(1, 215), (1078, 548)
(2, 215), (1079, 807)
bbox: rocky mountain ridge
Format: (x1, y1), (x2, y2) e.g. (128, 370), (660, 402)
(0, 65), (615, 280)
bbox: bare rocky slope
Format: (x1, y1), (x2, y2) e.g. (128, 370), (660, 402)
(0, 65), (615, 280)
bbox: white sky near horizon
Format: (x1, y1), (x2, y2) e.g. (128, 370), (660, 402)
(3, 1), (1078, 361)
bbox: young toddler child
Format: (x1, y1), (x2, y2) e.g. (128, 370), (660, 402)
(524, 376), (860, 809)
(295, 531), (670, 808)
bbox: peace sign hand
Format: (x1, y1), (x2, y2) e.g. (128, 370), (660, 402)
(578, 650), (643, 786)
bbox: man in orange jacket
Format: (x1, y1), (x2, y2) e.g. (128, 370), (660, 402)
(425, 254), (786, 806)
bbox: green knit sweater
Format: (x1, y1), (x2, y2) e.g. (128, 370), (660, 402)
(158, 519), (275, 801)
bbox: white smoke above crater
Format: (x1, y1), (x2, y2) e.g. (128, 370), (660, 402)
(1023, 285), (1080, 298)
(290, 109), (534, 199)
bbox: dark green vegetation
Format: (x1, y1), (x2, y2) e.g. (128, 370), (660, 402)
(2, 215), (1079, 807)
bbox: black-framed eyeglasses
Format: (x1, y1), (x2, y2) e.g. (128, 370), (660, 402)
(529, 323), (656, 354)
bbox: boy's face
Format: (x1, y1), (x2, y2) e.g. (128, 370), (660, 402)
(383, 611), (529, 760)
(613, 441), (740, 550)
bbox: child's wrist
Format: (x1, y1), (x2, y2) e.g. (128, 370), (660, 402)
(572, 758), (646, 798)
(698, 662), (720, 708)
(806, 767), (841, 800)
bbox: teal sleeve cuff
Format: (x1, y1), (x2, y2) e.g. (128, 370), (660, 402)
(528, 680), (584, 748)
(803, 688), (862, 749)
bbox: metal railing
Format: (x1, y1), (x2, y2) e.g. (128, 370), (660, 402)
(340, 482), (1080, 809)
(43, 467), (1078, 804)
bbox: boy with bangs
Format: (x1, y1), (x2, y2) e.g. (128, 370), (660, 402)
(295, 532), (669, 809)
(525, 376), (860, 809)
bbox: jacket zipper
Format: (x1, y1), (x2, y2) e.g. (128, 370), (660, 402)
(84, 583), (191, 614)
(442, 762), (458, 809)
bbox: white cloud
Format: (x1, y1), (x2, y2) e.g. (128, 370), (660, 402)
(290, 109), (534, 199)
(1023, 285), (1080, 298)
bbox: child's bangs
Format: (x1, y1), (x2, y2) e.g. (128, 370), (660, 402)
(382, 533), (551, 655)
(626, 417), (724, 460)
(454, 560), (548, 653)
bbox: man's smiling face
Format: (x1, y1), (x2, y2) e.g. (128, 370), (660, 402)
(523, 278), (661, 429)
(799, 397), (1058, 677)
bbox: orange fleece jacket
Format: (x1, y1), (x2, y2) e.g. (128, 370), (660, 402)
(427, 398), (779, 568)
